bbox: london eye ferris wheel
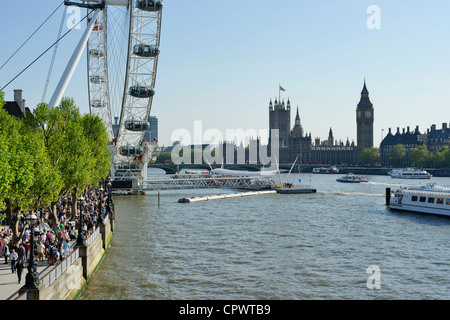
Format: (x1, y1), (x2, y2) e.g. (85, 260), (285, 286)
(64, 0), (163, 186)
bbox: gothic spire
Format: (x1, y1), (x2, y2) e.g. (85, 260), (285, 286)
(361, 79), (369, 97)
(358, 79), (372, 106)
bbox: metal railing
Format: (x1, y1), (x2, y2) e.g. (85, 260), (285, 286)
(9, 289), (28, 300)
(39, 247), (80, 288)
(141, 176), (275, 191)
(85, 225), (100, 246)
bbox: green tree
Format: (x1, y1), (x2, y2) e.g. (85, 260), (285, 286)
(0, 108), (18, 211)
(81, 112), (112, 185)
(155, 151), (172, 164)
(389, 144), (406, 167)
(22, 117), (63, 210)
(2, 95), (111, 237)
(409, 144), (429, 168)
(26, 98), (106, 226)
(358, 147), (380, 165)
(0, 91), (5, 107)
(0, 109), (43, 245)
(0, 92), (12, 209)
(429, 145), (450, 168)
(443, 146), (450, 168)
(53, 98), (93, 220)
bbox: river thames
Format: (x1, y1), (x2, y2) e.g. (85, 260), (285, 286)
(80, 171), (450, 300)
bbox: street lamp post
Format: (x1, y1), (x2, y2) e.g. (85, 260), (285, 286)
(98, 187), (104, 225)
(76, 196), (86, 247)
(106, 179), (115, 232)
(106, 181), (112, 214)
(24, 213), (40, 289)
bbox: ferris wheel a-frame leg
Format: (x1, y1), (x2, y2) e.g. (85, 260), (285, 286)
(48, 9), (101, 108)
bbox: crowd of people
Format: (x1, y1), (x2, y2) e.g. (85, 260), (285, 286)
(0, 186), (112, 283)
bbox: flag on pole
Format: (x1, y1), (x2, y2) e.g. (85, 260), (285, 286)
(279, 85), (286, 92)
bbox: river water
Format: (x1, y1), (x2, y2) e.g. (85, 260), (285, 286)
(80, 171), (450, 300)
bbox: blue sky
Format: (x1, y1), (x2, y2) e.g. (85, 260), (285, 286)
(1, 0), (450, 147)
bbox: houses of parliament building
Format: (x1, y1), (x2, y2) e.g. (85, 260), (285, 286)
(269, 81), (374, 165)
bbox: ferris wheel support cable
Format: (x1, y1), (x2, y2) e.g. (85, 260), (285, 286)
(0, 8), (91, 92)
(0, 1), (64, 72)
(49, 9), (100, 108)
(42, 8), (67, 103)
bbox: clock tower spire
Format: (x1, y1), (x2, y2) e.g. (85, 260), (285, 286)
(356, 79), (374, 149)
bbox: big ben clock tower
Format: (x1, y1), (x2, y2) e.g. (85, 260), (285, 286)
(356, 80), (374, 149)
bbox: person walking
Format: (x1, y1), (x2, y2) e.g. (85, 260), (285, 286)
(63, 239), (70, 259)
(36, 240), (45, 262)
(47, 244), (55, 266)
(17, 243), (25, 262)
(10, 248), (18, 273)
(16, 259), (24, 284)
(54, 245), (60, 265)
(69, 226), (75, 241)
(3, 243), (9, 264)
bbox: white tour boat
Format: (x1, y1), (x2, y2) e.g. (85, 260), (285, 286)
(388, 168), (432, 179)
(386, 183), (450, 217)
(336, 173), (368, 183)
(312, 166), (339, 174)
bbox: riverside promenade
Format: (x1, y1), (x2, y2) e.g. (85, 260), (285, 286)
(0, 258), (51, 300)
(0, 186), (114, 300)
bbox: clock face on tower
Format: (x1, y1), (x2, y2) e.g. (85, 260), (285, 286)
(365, 111), (371, 118)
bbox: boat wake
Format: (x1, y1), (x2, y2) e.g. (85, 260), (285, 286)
(318, 190), (385, 197)
(366, 181), (405, 187)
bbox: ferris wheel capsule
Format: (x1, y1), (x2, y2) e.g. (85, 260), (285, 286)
(89, 49), (104, 57)
(93, 22), (104, 31)
(90, 75), (105, 84)
(133, 44), (160, 57)
(119, 145), (144, 156)
(91, 99), (105, 108)
(124, 119), (150, 131)
(114, 161), (139, 170)
(135, 0), (163, 11)
(128, 85), (154, 98)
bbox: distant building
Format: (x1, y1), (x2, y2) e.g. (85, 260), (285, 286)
(356, 80), (374, 150)
(286, 107), (313, 164)
(269, 98), (291, 149)
(380, 126), (426, 167)
(112, 116), (119, 138)
(268, 81), (370, 165)
(144, 116), (158, 144)
(2, 89), (30, 118)
(380, 123), (450, 167)
(425, 123), (450, 153)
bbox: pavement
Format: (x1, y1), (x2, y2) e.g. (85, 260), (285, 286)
(0, 257), (53, 300)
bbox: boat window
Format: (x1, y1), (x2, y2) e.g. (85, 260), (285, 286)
(411, 196), (418, 202)
(419, 197), (426, 202)
(428, 197), (435, 203)
(446, 199), (450, 205)
(437, 198), (444, 204)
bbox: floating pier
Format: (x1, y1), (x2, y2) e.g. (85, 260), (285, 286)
(274, 186), (317, 194)
(142, 176), (275, 191)
(178, 190), (277, 203)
